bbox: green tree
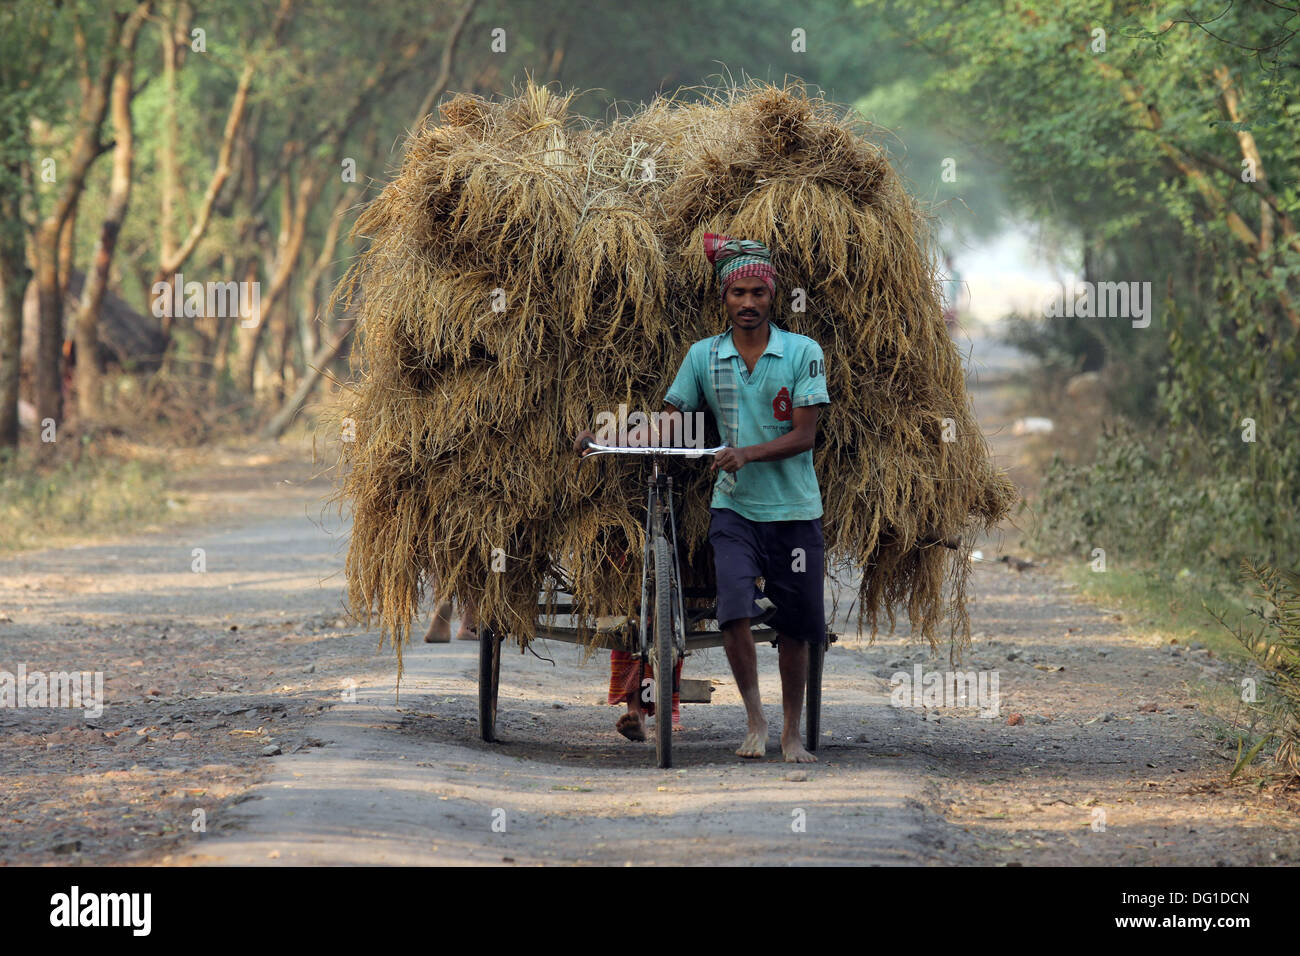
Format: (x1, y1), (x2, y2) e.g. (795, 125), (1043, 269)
(858, 0), (1300, 570)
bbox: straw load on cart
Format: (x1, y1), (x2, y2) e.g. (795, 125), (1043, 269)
(329, 80), (1018, 679)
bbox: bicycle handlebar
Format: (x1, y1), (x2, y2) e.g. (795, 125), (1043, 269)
(575, 438), (963, 550)
(578, 438), (728, 461)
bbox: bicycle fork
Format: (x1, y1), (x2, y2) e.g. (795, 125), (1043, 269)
(637, 461), (685, 703)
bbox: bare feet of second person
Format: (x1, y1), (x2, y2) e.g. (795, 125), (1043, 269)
(781, 732), (817, 763)
(616, 712), (683, 741)
(616, 710), (646, 742)
(455, 600), (478, 641)
(422, 599), (453, 643)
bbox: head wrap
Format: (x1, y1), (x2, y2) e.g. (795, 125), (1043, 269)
(703, 233), (776, 297)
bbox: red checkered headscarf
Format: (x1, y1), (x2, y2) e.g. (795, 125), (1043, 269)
(703, 233), (776, 298)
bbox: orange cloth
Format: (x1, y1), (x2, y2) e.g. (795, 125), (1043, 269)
(608, 649), (682, 724)
(604, 544), (683, 723)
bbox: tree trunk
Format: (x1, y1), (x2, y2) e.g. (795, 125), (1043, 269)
(57, 206), (77, 303)
(202, 197), (258, 395)
(32, 220), (64, 437)
(158, 0), (181, 277)
(155, 0), (295, 340)
(299, 274), (320, 359)
(195, 248), (233, 387)
(32, 11), (123, 446)
(207, 309), (237, 395)
(272, 289), (293, 404)
(234, 236), (275, 396)
(413, 0), (480, 122)
(0, 181), (27, 449)
(293, 185), (354, 382)
(269, 180), (293, 402)
(234, 164), (319, 396)
(212, 256), (257, 394)
(75, 2), (150, 421)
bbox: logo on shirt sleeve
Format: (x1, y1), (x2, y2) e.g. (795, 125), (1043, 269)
(773, 386), (792, 422)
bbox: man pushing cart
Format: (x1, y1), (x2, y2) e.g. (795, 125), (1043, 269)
(575, 234), (831, 763)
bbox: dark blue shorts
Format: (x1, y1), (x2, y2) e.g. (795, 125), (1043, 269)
(707, 507), (826, 644)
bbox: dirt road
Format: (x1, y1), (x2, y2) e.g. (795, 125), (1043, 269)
(3, 329), (1298, 865)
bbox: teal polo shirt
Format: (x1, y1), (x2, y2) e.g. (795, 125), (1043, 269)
(663, 322), (830, 521)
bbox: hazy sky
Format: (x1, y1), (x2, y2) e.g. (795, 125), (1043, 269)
(946, 220), (1079, 326)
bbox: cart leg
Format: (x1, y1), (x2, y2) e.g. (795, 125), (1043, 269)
(652, 533), (675, 769)
(478, 624), (501, 742)
(805, 633), (825, 752)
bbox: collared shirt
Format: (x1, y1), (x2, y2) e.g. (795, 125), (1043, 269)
(663, 321), (830, 521)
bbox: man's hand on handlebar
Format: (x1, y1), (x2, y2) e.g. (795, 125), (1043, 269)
(711, 445), (750, 474)
(573, 423), (654, 456)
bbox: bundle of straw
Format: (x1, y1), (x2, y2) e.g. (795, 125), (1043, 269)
(330, 80), (1017, 680)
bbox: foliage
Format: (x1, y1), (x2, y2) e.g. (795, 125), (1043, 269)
(853, 76), (1011, 243)
(9, 0), (926, 434)
(1205, 561), (1300, 780)
(1031, 415), (1299, 574)
(0, 444), (171, 551)
(859, 0), (1300, 581)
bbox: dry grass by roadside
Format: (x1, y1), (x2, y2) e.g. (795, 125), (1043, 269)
(0, 407), (336, 556)
(986, 355), (1293, 791)
(999, 362), (1261, 666)
(0, 443), (176, 554)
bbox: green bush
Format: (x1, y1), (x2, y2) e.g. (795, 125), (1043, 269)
(1029, 417), (1297, 577)
(1206, 561), (1300, 781)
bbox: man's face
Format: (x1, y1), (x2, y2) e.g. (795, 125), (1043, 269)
(724, 277), (773, 331)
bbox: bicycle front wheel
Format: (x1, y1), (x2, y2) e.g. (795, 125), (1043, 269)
(652, 531), (675, 768)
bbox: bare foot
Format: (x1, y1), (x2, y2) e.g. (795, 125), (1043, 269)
(781, 735), (817, 763)
(423, 600), (453, 643)
(456, 602), (478, 640)
(616, 711), (646, 742)
(736, 725), (767, 758)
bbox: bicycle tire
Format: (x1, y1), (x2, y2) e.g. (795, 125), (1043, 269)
(652, 531), (674, 768)
(478, 626), (500, 742)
